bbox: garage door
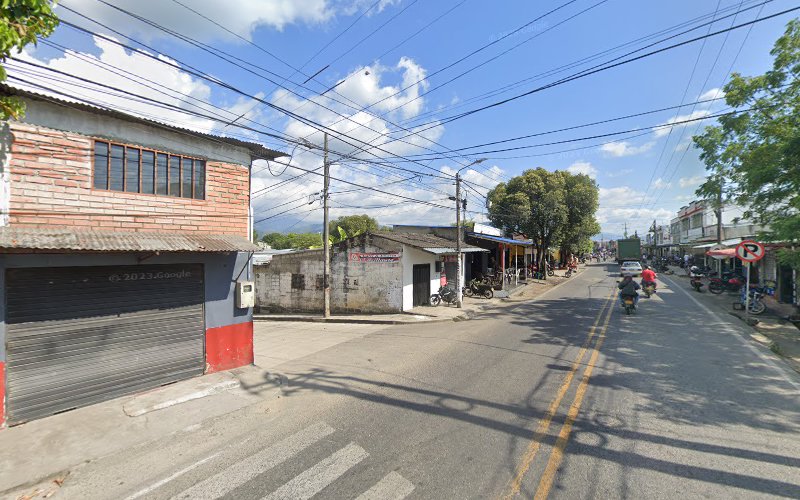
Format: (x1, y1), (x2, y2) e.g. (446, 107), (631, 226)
(5, 264), (205, 424)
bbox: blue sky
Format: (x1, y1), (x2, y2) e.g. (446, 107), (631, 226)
(10, 0), (796, 237)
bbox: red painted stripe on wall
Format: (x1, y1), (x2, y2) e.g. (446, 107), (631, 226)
(205, 322), (254, 374)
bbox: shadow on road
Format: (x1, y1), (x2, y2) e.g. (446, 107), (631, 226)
(243, 262), (800, 497)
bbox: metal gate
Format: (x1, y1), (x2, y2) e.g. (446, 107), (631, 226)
(5, 264), (205, 424)
(412, 264), (430, 307)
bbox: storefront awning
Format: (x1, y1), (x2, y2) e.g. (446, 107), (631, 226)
(466, 232), (533, 246)
(0, 227), (259, 252)
(706, 247), (737, 258)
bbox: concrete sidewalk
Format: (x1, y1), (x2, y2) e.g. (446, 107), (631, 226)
(664, 268), (800, 373)
(0, 366), (283, 496)
(252, 277), (556, 325)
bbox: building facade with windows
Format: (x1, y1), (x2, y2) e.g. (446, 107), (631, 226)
(0, 86), (283, 426)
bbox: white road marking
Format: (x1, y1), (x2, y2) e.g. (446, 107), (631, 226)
(356, 471), (415, 500)
(262, 443), (368, 500)
(662, 275), (800, 391)
(125, 453), (220, 500)
(171, 422), (336, 500)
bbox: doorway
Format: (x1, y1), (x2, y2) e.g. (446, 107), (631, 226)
(412, 264), (431, 306)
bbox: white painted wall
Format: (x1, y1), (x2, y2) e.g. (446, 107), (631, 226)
(401, 245), (442, 311)
(0, 123), (10, 227)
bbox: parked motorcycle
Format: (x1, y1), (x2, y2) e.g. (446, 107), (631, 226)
(463, 279), (493, 299)
(429, 286), (457, 306)
(708, 273), (745, 295)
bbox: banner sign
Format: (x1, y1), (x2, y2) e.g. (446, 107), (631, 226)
(349, 252), (401, 263)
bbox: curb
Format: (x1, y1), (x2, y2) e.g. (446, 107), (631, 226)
(253, 312), (474, 325)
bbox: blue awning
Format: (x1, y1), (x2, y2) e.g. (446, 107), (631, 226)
(466, 232), (533, 246)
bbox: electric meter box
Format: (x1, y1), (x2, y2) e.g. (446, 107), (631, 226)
(235, 281), (255, 309)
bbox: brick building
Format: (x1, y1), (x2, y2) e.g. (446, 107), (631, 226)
(0, 86), (283, 426)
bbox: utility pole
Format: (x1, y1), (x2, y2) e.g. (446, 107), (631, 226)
(322, 133), (331, 318)
(715, 176), (723, 276)
(455, 171), (463, 308)
(454, 158), (486, 308)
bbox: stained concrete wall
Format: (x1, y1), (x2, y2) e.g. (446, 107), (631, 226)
(254, 249), (325, 313)
(331, 235), (403, 313)
(254, 235), (431, 314)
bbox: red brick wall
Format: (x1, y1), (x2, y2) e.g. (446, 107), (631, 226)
(7, 123), (250, 236)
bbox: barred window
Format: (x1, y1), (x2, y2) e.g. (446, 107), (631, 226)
(93, 140), (206, 200)
(291, 274), (305, 290)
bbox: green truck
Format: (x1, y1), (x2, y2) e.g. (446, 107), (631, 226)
(616, 238), (641, 264)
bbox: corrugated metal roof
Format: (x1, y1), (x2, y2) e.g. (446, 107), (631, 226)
(0, 84), (285, 161)
(0, 227), (259, 252)
(371, 232), (486, 254)
(466, 232), (533, 246)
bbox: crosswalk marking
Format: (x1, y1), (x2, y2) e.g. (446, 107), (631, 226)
(262, 443), (369, 500)
(171, 422), (336, 500)
(356, 471), (415, 500)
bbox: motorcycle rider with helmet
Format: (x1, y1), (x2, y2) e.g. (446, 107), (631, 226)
(618, 273), (640, 308)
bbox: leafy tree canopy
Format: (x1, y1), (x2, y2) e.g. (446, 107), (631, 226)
(328, 214), (379, 243)
(488, 168), (599, 269)
(1, 0), (59, 119)
(261, 232), (322, 250)
(694, 19), (800, 268)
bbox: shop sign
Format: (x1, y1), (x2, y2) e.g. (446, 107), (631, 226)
(349, 252), (401, 263)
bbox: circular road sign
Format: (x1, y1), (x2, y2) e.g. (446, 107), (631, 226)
(736, 240), (765, 263)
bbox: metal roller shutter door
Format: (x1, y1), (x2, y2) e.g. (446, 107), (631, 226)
(5, 264), (205, 424)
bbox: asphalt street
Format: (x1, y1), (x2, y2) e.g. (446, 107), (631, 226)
(39, 263), (800, 499)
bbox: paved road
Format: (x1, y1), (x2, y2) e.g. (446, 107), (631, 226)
(45, 263), (800, 499)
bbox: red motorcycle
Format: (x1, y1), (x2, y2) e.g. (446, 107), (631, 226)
(708, 273), (745, 295)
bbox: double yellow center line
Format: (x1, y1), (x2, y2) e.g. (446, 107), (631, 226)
(503, 288), (617, 499)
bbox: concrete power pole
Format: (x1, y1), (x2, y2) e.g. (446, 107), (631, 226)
(716, 178), (723, 276)
(323, 133), (331, 318)
(455, 172), (463, 308)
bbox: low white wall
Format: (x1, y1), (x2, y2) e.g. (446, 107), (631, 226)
(401, 245), (445, 311)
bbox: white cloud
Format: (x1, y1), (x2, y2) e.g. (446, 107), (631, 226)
(12, 36), (231, 134)
(698, 88), (724, 103)
(679, 175), (705, 189)
(653, 110), (711, 138)
(653, 177), (671, 189)
(596, 185), (673, 235)
(566, 161), (597, 178)
(600, 141), (654, 157)
(606, 168), (633, 178)
(674, 194), (694, 203)
(277, 56), (443, 161)
(57, 0), (334, 41)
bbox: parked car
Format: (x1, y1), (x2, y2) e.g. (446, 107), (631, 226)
(620, 261), (643, 277)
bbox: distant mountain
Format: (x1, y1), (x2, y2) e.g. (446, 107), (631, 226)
(255, 216), (322, 235)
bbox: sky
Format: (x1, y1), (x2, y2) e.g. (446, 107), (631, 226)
(8, 0), (796, 238)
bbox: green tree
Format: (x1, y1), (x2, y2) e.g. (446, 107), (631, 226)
(560, 171), (601, 257)
(488, 168), (569, 274)
(1, 0), (59, 119)
(261, 232), (283, 247)
(693, 19), (800, 268)
(328, 214), (378, 243)
(270, 233), (322, 250)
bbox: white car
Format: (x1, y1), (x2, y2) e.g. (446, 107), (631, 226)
(620, 261), (643, 277)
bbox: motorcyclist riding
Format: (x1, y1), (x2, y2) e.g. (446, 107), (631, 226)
(641, 265), (657, 291)
(618, 273), (640, 308)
